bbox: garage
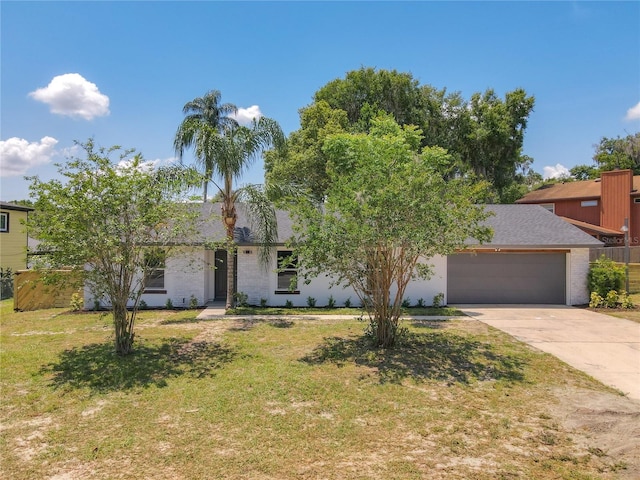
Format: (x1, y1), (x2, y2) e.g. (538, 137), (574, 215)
(447, 252), (566, 304)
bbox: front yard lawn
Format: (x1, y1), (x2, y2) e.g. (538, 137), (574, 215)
(226, 305), (464, 317)
(1, 299), (637, 479)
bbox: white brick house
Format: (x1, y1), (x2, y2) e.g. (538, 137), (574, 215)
(86, 203), (601, 309)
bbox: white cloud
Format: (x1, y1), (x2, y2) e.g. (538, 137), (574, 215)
(231, 105), (262, 125)
(116, 159), (157, 173)
(0, 137), (58, 177)
(543, 163), (571, 180)
(29, 73), (110, 120)
(116, 156), (177, 173)
(625, 101), (640, 121)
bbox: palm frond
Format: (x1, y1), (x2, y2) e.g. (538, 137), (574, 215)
(237, 184), (279, 269)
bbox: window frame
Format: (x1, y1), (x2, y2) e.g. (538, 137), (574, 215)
(143, 249), (166, 293)
(539, 203), (555, 213)
(0, 212), (8, 233)
(275, 250), (299, 294)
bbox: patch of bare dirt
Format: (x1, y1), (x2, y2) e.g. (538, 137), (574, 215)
(550, 387), (640, 479)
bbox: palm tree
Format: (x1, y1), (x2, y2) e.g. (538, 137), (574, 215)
(175, 91), (286, 309)
(206, 117), (285, 308)
(174, 90), (238, 202)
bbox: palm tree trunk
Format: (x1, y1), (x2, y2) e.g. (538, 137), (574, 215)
(225, 242), (235, 309)
(222, 191), (237, 309)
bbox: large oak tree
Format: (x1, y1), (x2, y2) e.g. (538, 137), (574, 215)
(265, 67), (535, 203)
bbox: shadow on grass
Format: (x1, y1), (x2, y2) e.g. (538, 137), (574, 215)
(410, 319), (450, 330)
(158, 314), (207, 325)
(300, 330), (526, 385)
(228, 318), (295, 331)
(41, 338), (236, 393)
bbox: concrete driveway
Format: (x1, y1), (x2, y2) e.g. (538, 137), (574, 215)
(457, 305), (640, 401)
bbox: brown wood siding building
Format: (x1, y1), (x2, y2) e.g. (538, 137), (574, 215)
(600, 169), (632, 233)
(517, 170), (640, 246)
(553, 199), (600, 225)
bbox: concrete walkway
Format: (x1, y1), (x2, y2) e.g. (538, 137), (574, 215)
(457, 305), (640, 401)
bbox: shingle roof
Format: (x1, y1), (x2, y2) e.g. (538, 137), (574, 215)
(194, 203), (294, 244)
(0, 201), (34, 212)
(194, 202), (601, 249)
(470, 204), (603, 248)
(516, 176), (640, 203)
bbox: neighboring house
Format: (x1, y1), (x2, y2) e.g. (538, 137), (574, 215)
(516, 169), (639, 246)
(0, 202), (33, 272)
(86, 203), (599, 308)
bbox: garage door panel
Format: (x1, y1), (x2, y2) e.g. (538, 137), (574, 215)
(448, 253), (565, 304)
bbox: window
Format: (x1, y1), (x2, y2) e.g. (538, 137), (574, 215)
(581, 200), (598, 207)
(634, 198), (640, 204)
(540, 203), (555, 213)
(144, 249), (166, 292)
(0, 212), (8, 232)
(276, 250), (298, 293)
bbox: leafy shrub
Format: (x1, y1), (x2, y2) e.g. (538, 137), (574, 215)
(306, 296), (316, 307)
(344, 297), (352, 308)
(604, 290), (619, 308)
(189, 295), (198, 309)
(285, 300), (293, 308)
(260, 297), (268, 308)
(69, 292), (83, 311)
(589, 292), (604, 308)
(327, 295), (336, 308)
(139, 299), (148, 310)
(165, 298), (174, 309)
(588, 256), (625, 298)
(233, 291), (249, 307)
(432, 292), (445, 308)
(0, 268), (13, 300)
(401, 298), (411, 308)
(620, 291), (634, 309)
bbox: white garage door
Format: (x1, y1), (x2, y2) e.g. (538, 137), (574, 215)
(447, 252), (566, 304)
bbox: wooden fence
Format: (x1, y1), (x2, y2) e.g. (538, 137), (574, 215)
(13, 270), (83, 311)
(589, 246), (640, 263)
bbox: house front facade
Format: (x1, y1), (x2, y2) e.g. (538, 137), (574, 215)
(87, 203), (599, 309)
(0, 202), (33, 273)
(516, 169), (640, 247)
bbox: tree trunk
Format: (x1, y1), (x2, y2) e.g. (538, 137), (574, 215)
(113, 299), (134, 355)
(225, 245), (235, 309)
(203, 181), (208, 203)
(222, 199), (237, 310)
(375, 315), (398, 348)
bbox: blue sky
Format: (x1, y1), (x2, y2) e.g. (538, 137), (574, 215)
(1, 1), (639, 201)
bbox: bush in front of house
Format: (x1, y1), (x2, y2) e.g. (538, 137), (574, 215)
(0, 268), (13, 300)
(589, 290), (634, 309)
(588, 255), (625, 298)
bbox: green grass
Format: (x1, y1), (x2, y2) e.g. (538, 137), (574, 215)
(0, 299), (628, 479)
(226, 306), (464, 316)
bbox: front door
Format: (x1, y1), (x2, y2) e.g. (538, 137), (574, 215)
(213, 249), (238, 301)
(214, 250), (227, 301)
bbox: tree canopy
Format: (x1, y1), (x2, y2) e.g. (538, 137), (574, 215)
(174, 90), (239, 201)
(27, 140), (201, 355)
(570, 132), (640, 180)
(265, 67), (535, 203)
(288, 116), (492, 348)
